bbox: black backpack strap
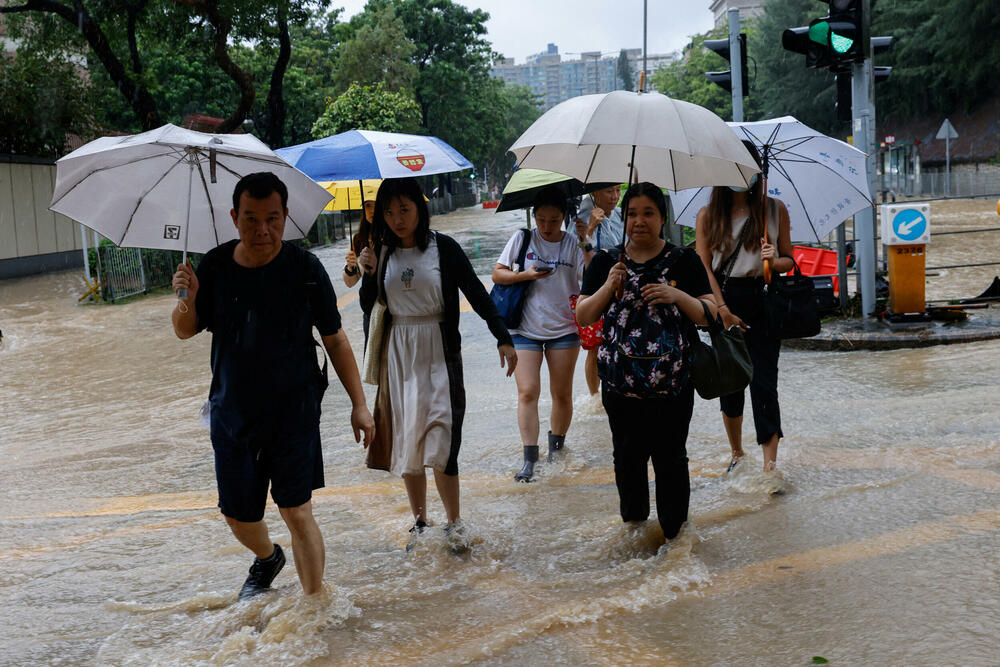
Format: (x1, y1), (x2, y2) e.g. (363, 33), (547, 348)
(716, 219), (754, 290)
(515, 228), (532, 269)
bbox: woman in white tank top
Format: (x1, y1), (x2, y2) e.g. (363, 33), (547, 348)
(694, 141), (794, 474)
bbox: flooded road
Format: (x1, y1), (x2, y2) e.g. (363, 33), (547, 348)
(1, 200), (999, 665)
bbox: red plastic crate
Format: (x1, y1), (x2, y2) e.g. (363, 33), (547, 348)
(482, 200), (500, 209)
(792, 246), (840, 294)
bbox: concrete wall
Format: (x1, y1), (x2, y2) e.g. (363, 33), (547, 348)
(0, 157), (86, 278)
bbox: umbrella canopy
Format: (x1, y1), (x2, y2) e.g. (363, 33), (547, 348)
(495, 169), (615, 213)
(669, 116), (873, 243)
(319, 179), (381, 212)
(509, 90), (760, 191)
(49, 124), (332, 255)
(276, 130), (472, 182)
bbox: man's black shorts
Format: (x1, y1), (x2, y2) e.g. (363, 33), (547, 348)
(211, 423), (324, 523)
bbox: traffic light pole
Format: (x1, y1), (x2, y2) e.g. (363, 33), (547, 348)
(852, 58), (877, 316)
(728, 9), (743, 122)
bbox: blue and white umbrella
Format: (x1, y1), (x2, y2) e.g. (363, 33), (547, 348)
(670, 116), (872, 243)
(276, 130), (473, 181)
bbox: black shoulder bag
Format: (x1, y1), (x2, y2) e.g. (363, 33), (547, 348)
(764, 259), (821, 339)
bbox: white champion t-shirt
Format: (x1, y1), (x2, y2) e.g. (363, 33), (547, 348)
(497, 228), (585, 340)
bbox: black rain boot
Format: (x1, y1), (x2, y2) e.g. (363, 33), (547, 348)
(514, 446), (539, 482)
(547, 431), (565, 462)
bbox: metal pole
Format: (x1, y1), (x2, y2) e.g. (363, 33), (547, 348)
(728, 8), (743, 122)
(945, 134), (951, 196)
(836, 224), (849, 310)
(80, 223), (91, 281)
(643, 0), (648, 82)
(852, 60), (876, 316)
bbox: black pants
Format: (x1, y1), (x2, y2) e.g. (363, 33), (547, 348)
(602, 384), (693, 540)
(718, 277), (783, 445)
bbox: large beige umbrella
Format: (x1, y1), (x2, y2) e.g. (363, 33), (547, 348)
(509, 90), (760, 194)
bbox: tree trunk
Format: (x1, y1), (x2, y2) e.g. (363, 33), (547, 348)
(263, 4), (291, 147)
(1, 0), (162, 130)
(173, 0), (254, 134)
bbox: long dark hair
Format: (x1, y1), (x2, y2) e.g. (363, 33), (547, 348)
(704, 139), (765, 255)
(621, 182), (669, 239)
(372, 177), (431, 252)
(351, 212), (373, 254)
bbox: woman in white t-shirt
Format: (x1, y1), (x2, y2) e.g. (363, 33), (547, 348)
(492, 186), (593, 482)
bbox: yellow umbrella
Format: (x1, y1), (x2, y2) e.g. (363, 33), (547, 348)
(319, 179), (382, 212)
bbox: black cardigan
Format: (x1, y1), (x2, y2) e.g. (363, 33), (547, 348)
(359, 232), (513, 354)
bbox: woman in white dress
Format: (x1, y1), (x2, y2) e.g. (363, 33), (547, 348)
(360, 178), (517, 548)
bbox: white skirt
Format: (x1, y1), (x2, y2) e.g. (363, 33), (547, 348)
(386, 315), (453, 476)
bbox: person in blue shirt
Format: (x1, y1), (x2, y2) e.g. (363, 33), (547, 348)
(573, 184), (622, 398)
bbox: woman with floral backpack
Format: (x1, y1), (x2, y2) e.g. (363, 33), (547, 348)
(576, 182), (715, 543)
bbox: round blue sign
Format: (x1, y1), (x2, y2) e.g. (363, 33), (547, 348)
(892, 208), (927, 242)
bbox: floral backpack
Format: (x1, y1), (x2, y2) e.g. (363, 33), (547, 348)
(597, 246), (692, 398)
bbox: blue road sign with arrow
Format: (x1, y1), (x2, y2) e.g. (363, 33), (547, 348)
(893, 208), (927, 242)
(882, 203), (931, 245)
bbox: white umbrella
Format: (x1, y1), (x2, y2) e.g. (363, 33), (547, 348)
(50, 124), (333, 261)
(509, 90), (760, 193)
(669, 116), (872, 243)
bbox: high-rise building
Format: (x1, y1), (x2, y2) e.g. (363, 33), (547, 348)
(492, 43), (678, 111)
(709, 0), (765, 27)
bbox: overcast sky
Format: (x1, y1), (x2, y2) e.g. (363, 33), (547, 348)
(332, 0), (717, 62)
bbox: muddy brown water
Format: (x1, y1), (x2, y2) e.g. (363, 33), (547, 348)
(1, 199), (998, 665)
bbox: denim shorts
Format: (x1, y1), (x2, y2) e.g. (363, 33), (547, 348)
(511, 332), (580, 351)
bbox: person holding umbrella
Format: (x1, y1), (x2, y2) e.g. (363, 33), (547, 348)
(694, 141), (793, 474)
(576, 182), (714, 544)
(171, 172), (375, 600)
(492, 186), (592, 482)
(359, 177), (517, 551)
(344, 194), (377, 345)
(573, 184), (622, 400)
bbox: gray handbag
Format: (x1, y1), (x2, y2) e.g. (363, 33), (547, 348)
(690, 300), (753, 400)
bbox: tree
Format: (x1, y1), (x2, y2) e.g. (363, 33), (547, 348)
(617, 49), (634, 91)
(482, 84), (542, 192)
(311, 81), (421, 138)
(748, 0), (836, 134)
(1, 0), (163, 130)
(332, 4), (416, 95)
(651, 28), (762, 123)
(0, 23), (96, 155)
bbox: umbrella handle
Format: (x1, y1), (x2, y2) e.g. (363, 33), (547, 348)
(761, 172), (771, 284)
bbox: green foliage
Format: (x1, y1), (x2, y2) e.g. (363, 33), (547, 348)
(0, 15), (96, 156)
(873, 0), (1000, 120)
(483, 84), (542, 189)
(342, 0), (501, 167)
(748, 1), (838, 134)
(332, 4), (417, 95)
(311, 82), (421, 138)
(617, 49), (634, 92)
(651, 27), (761, 122)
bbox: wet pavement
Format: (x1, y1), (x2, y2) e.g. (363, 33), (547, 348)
(1, 200), (998, 666)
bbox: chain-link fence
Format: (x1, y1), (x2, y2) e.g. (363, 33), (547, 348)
(878, 171), (1000, 199)
(89, 244), (191, 302)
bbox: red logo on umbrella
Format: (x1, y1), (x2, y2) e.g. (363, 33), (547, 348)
(396, 149), (426, 172)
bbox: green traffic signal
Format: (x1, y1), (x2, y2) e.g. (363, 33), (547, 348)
(809, 21), (829, 45)
(809, 20), (854, 54)
(831, 32), (854, 54)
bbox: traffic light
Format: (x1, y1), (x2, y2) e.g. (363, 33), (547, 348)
(783, 0), (868, 69)
(704, 33), (749, 96)
(782, 25), (830, 69)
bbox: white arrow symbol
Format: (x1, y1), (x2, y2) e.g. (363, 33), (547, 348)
(897, 218), (923, 236)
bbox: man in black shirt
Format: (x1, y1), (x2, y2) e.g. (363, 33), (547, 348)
(172, 172), (374, 599)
